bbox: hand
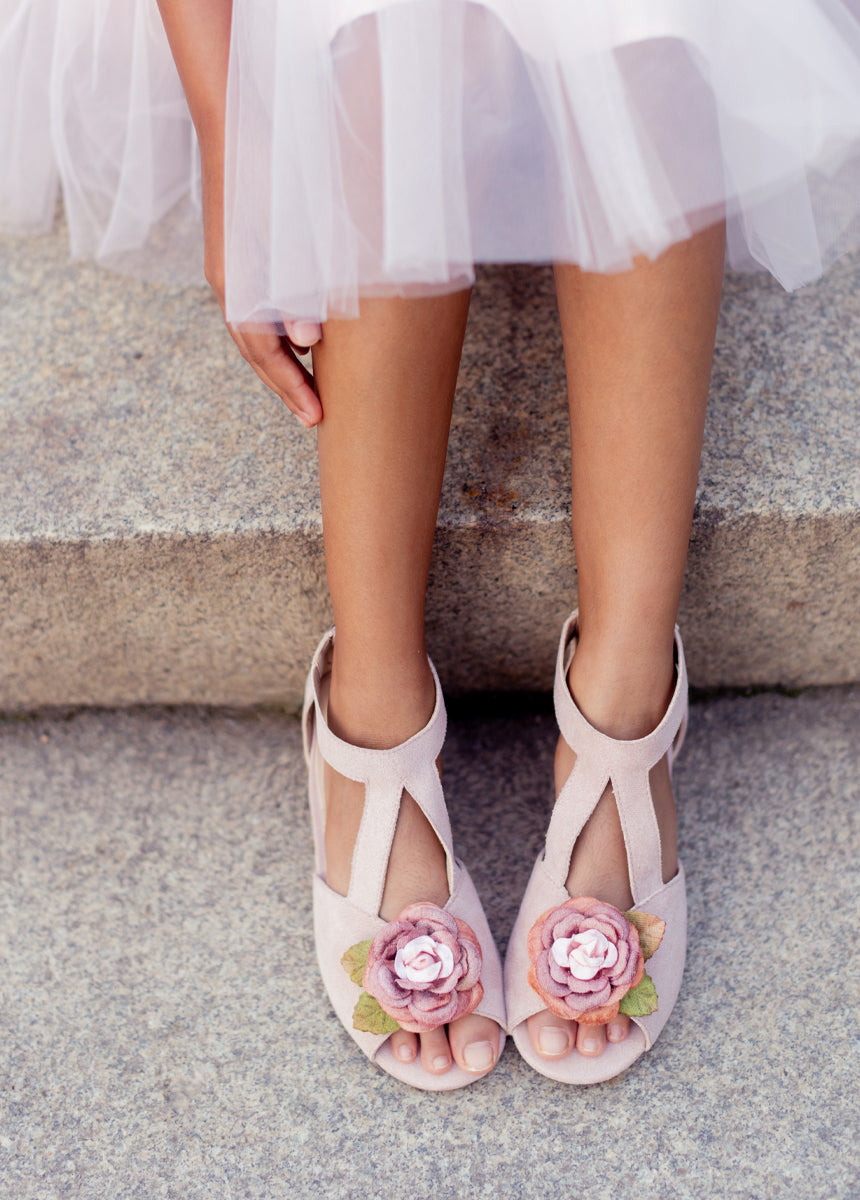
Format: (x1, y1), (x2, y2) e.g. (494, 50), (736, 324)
(207, 254), (324, 429)
(227, 316), (324, 429)
(155, 0), (324, 427)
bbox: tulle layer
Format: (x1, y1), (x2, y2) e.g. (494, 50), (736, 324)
(0, 0), (202, 283)
(5, 0), (860, 322)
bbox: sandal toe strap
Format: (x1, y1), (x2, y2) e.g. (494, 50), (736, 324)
(314, 865), (506, 1062)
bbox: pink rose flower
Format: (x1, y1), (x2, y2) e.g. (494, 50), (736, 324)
(363, 902), (484, 1033)
(527, 896), (644, 1025)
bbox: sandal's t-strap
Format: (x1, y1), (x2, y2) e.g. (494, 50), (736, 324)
(544, 613), (688, 907)
(304, 626), (507, 1089)
(304, 629), (453, 919)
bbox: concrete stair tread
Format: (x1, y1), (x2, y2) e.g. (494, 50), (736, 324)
(1, 689), (858, 1197)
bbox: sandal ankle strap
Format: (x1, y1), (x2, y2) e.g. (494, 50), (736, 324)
(544, 611), (689, 904)
(303, 628), (453, 918)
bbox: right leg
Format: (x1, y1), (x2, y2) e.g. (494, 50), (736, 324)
(312, 291), (501, 1078)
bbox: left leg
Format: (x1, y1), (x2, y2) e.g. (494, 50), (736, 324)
(527, 224), (725, 1061)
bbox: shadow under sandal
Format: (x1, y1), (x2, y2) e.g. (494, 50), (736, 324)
(504, 611), (688, 1084)
(303, 629), (507, 1090)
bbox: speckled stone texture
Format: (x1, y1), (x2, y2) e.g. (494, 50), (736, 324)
(0, 220), (858, 706)
(1, 690), (858, 1199)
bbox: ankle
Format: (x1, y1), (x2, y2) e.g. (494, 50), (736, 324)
(566, 638), (675, 740)
(327, 650), (437, 750)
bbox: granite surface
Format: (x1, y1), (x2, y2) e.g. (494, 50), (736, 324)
(1, 689), (858, 1199)
(0, 221), (858, 705)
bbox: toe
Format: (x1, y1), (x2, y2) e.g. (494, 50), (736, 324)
(527, 1010), (576, 1058)
(419, 1026), (453, 1075)
(389, 1029), (418, 1064)
(576, 1021), (607, 1057)
(606, 1014), (630, 1044)
(448, 1013), (500, 1075)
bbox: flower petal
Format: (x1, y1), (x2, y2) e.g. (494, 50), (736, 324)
(399, 902), (458, 935)
(570, 1000), (620, 1025)
(534, 954), (570, 998)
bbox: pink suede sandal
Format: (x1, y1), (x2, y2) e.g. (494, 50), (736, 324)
(504, 611), (688, 1084)
(303, 628), (506, 1090)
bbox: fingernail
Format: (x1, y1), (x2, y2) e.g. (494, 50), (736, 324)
(463, 1041), (494, 1071)
(538, 1027), (570, 1056)
(432, 1054), (451, 1072)
(288, 320), (321, 346)
(581, 1037), (601, 1055)
(395, 1042), (414, 1063)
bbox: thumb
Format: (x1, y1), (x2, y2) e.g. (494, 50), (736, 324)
(285, 320), (323, 348)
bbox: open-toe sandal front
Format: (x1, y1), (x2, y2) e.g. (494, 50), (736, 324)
(303, 629), (506, 1090)
(504, 611), (688, 1085)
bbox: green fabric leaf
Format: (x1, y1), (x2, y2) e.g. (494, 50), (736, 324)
(341, 939), (372, 987)
(352, 991), (401, 1035)
(623, 909), (666, 962)
(618, 971), (659, 1018)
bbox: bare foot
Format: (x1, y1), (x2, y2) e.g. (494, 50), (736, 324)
(323, 668), (501, 1079)
(527, 662), (678, 1063)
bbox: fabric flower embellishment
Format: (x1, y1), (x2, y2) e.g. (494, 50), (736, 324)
(341, 902), (484, 1035)
(527, 896), (665, 1024)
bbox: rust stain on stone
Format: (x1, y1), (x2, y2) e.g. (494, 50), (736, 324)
(461, 482), (520, 511)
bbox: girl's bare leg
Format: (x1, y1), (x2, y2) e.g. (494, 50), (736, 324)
(527, 225), (725, 1061)
(312, 291), (501, 1077)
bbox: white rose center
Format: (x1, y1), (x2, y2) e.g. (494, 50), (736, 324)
(551, 928), (618, 981)
(394, 935), (455, 984)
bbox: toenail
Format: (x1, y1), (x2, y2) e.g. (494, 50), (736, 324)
(607, 1024), (626, 1043)
(538, 1026), (570, 1055)
(395, 1043), (414, 1062)
(581, 1038), (601, 1054)
(463, 1041), (494, 1071)
(432, 1054), (451, 1072)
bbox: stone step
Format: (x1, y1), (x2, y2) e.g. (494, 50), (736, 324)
(2, 689), (858, 1195)
(1, 220), (858, 709)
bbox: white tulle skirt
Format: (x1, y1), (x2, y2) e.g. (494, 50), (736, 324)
(5, 0), (860, 325)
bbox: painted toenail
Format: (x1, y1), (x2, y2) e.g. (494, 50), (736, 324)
(581, 1038), (601, 1054)
(463, 1041), (494, 1071)
(432, 1055), (451, 1071)
(538, 1027), (570, 1055)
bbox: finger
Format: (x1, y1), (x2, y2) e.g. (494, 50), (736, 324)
(231, 325), (321, 424)
(285, 319), (322, 349)
(230, 325), (323, 427)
